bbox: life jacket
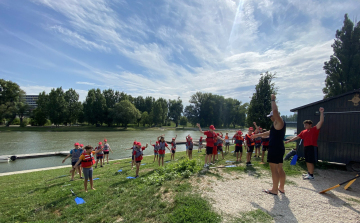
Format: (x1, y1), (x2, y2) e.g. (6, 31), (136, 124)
(206, 132), (217, 144)
(199, 138), (203, 145)
(95, 146), (103, 155)
(235, 136), (243, 145)
(134, 147), (143, 158)
(188, 141), (193, 149)
(246, 134), (255, 146)
(71, 149), (83, 162)
(255, 137), (262, 144)
(216, 139), (223, 146)
(171, 141), (176, 149)
(154, 144), (160, 152)
(262, 137), (270, 146)
(81, 153), (95, 168)
(103, 143), (109, 152)
(159, 141), (166, 151)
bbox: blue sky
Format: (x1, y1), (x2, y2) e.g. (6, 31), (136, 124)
(0, 0), (359, 115)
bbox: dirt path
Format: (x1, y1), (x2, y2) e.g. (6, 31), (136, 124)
(193, 168), (360, 223)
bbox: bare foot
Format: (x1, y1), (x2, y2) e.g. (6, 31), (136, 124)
(260, 162), (265, 164)
(91, 188), (96, 190)
(85, 190), (88, 192)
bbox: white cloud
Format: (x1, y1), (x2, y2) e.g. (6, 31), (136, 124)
(76, 82), (95, 86)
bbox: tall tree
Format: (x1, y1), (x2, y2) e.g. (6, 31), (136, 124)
(168, 97), (184, 127)
(157, 98), (168, 125)
(64, 88), (81, 125)
(144, 96), (155, 113)
(103, 89), (118, 126)
(16, 102), (30, 126)
(48, 87), (66, 126)
(151, 101), (163, 125)
(323, 14), (360, 98)
(246, 72), (277, 129)
(83, 89), (106, 125)
(111, 100), (141, 128)
(0, 79), (25, 125)
(179, 116), (188, 127)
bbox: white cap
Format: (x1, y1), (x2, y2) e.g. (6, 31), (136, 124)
(267, 111), (273, 117)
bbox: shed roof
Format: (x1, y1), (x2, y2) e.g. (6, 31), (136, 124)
(290, 89), (360, 112)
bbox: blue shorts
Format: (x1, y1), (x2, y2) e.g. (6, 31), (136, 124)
(186, 146), (188, 150)
(154, 152), (158, 156)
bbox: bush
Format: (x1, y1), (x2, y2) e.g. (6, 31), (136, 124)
(20, 118), (29, 127)
(12, 117), (20, 125)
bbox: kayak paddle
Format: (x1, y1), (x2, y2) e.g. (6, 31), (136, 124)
(70, 189), (85, 205)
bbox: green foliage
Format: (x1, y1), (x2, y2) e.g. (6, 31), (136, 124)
(168, 98), (184, 127)
(48, 87), (66, 126)
(0, 79), (25, 125)
(64, 88), (81, 125)
(323, 14), (360, 98)
(233, 209), (273, 223)
(246, 72), (277, 129)
(142, 159), (202, 186)
(168, 194), (221, 223)
(83, 88), (106, 125)
(179, 116), (188, 127)
(12, 117), (20, 125)
(31, 108), (48, 126)
(20, 118), (29, 127)
(151, 100), (163, 125)
(140, 111), (151, 126)
(111, 100), (141, 128)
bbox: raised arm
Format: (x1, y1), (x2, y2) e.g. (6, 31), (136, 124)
(285, 136), (301, 144)
(271, 94), (284, 130)
(253, 122), (260, 132)
(196, 123), (204, 133)
(251, 130), (270, 139)
(94, 148), (103, 154)
(62, 153), (71, 163)
(174, 134), (177, 140)
(316, 107), (324, 130)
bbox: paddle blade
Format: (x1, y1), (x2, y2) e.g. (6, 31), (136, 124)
(319, 184), (340, 194)
(75, 197), (85, 205)
(290, 155), (298, 165)
(127, 176), (135, 179)
(117, 169), (122, 172)
(225, 165), (236, 168)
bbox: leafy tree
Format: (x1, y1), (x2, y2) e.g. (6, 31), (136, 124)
(48, 87), (66, 126)
(112, 100), (141, 128)
(168, 98), (184, 127)
(0, 79), (25, 125)
(31, 108), (48, 126)
(64, 88), (81, 125)
(103, 89), (118, 126)
(144, 96), (155, 113)
(179, 116), (188, 127)
(157, 98), (168, 125)
(151, 101), (163, 125)
(184, 105), (197, 126)
(16, 102), (30, 126)
(246, 72), (277, 129)
(83, 89), (106, 125)
(77, 109), (85, 124)
(323, 14), (360, 98)
(140, 111), (150, 126)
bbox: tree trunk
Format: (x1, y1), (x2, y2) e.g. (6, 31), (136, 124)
(176, 122), (178, 127)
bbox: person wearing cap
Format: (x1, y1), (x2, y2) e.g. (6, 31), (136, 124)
(233, 131), (244, 162)
(245, 127), (256, 166)
(157, 135), (171, 166)
(62, 142), (84, 181)
(198, 136), (203, 153)
(125, 140), (138, 169)
(103, 139), (113, 165)
(150, 140), (160, 163)
(196, 123), (222, 167)
(188, 137), (194, 160)
(252, 94), (286, 195)
(133, 142), (148, 178)
(170, 135), (178, 161)
(285, 107), (325, 180)
(95, 142), (104, 168)
(253, 122), (262, 158)
(224, 133), (230, 153)
(215, 132), (225, 160)
(185, 134), (191, 156)
(260, 128), (269, 164)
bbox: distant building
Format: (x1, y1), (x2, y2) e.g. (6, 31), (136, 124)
(24, 95), (39, 108)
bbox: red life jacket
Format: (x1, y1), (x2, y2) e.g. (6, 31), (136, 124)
(206, 132), (216, 144)
(81, 153), (95, 168)
(245, 134), (255, 146)
(262, 137), (270, 146)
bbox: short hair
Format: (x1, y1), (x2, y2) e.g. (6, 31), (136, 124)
(303, 120), (313, 125)
(85, 145), (93, 150)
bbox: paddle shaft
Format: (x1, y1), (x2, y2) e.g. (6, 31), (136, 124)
(319, 175), (360, 194)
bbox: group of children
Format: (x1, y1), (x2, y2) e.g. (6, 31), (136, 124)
(63, 139), (112, 192)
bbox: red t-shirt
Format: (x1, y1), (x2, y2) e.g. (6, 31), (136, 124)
(204, 131), (216, 147)
(158, 142), (168, 154)
(212, 145), (218, 155)
(133, 147), (146, 161)
(298, 126), (320, 147)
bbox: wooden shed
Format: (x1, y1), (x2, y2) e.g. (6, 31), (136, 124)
(290, 89), (360, 169)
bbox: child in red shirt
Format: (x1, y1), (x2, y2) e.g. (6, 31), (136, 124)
(157, 135), (171, 166)
(171, 135), (177, 161)
(133, 142), (148, 178)
(150, 140), (160, 163)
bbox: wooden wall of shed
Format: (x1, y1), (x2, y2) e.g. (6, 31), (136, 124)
(295, 93), (360, 164)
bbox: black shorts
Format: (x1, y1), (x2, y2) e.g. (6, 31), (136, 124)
(188, 148), (193, 151)
(262, 146), (269, 151)
(217, 146), (223, 152)
(247, 146), (254, 153)
(72, 161), (78, 167)
(255, 143), (261, 148)
(132, 155), (134, 160)
(304, 146), (317, 163)
(104, 151), (109, 154)
(267, 146), (285, 164)
(136, 160), (141, 163)
(225, 142), (230, 146)
(172, 150), (176, 154)
(206, 146), (213, 155)
(235, 146), (243, 153)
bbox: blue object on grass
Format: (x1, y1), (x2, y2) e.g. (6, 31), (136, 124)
(225, 160), (233, 163)
(88, 178), (99, 182)
(141, 163), (146, 165)
(127, 176), (135, 179)
(165, 161), (171, 163)
(71, 189), (85, 205)
(117, 169), (122, 172)
(290, 155), (298, 165)
(231, 151), (234, 153)
(225, 165), (236, 168)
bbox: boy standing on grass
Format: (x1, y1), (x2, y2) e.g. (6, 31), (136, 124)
(196, 123), (222, 167)
(233, 131), (244, 162)
(95, 142), (104, 168)
(133, 142), (148, 178)
(72, 145), (103, 192)
(187, 137), (194, 160)
(260, 129), (269, 164)
(253, 122), (262, 158)
(285, 107), (324, 180)
(245, 127), (255, 166)
(125, 140), (137, 169)
(150, 140), (159, 162)
(185, 134), (191, 156)
(216, 133), (225, 160)
(171, 135), (177, 161)
(224, 133), (230, 153)
(103, 139), (113, 165)
(157, 135), (171, 166)
(62, 142), (83, 181)
(198, 137), (203, 153)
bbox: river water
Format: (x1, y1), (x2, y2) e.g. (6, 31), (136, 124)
(0, 127), (296, 173)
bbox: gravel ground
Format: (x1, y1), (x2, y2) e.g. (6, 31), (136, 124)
(194, 168), (360, 223)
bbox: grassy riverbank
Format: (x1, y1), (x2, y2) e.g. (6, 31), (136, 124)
(0, 143), (344, 222)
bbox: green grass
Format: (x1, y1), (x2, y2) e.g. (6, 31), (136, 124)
(233, 209), (273, 223)
(345, 197), (360, 204)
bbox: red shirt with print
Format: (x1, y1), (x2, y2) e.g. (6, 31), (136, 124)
(298, 126), (320, 147)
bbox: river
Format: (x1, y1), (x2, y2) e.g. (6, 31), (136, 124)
(0, 127), (297, 173)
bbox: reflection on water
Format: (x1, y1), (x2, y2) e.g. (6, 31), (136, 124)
(0, 127), (296, 173)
